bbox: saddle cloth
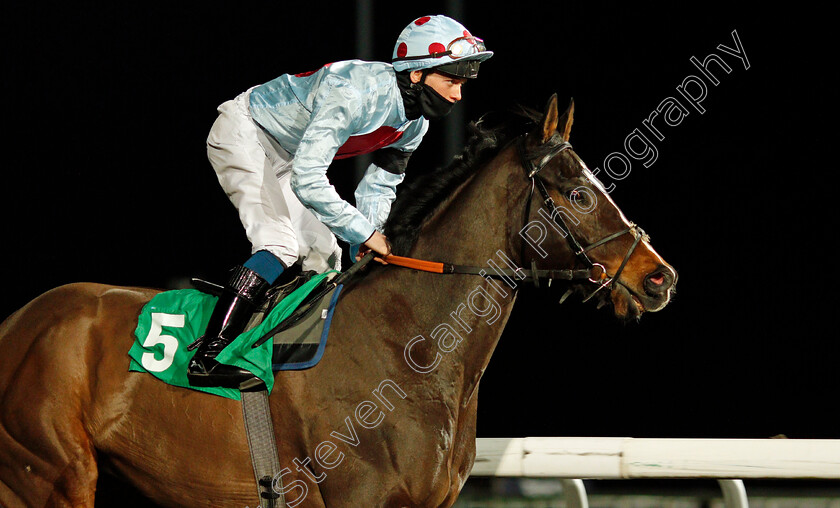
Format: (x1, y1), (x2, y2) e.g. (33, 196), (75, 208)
(128, 271), (342, 400)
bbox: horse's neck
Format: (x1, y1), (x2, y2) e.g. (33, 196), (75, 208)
(395, 148), (525, 406)
(412, 147), (524, 264)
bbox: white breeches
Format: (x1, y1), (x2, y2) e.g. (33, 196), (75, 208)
(206, 90), (342, 273)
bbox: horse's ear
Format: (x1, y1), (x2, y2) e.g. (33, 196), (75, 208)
(541, 94), (559, 144)
(558, 98), (574, 142)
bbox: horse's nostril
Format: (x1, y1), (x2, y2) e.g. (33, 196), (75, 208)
(644, 271), (671, 296)
(648, 273), (666, 286)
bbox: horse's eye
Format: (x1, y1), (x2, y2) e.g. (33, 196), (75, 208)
(568, 189), (585, 202)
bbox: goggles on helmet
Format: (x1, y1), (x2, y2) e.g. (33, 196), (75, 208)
(447, 36), (487, 59)
(393, 36), (487, 62)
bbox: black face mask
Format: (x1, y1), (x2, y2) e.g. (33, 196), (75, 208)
(396, 71), (457, 121)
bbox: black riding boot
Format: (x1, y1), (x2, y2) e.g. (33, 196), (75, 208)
(187, 265), (270, 388)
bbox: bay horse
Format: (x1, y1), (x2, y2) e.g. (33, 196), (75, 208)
(0, 96), (676, 507)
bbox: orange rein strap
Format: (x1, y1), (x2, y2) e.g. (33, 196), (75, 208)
(381, 255), (451, 274)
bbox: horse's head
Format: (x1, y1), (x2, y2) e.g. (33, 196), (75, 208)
(518, 95), (677, 320)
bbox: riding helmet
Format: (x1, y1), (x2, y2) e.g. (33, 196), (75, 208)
(392, 15), (493, 79)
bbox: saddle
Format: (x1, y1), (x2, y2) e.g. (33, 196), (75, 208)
(190, 253), (373, 371)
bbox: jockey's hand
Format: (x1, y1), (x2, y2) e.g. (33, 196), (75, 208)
(358, 230), (391, 264)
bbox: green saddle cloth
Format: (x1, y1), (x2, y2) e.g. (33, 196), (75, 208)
(128, 271), (336, 400)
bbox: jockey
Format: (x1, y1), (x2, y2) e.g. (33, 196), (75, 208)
(187, 15), (493, 388)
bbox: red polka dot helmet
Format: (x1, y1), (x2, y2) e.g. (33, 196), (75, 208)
(392, 15), (493, 79)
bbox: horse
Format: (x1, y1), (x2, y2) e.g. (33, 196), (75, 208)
(0, 95), (676, 507)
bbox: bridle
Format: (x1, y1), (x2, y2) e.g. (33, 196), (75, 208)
(369, 131), (650, 303)
(516, 134), (649, 302)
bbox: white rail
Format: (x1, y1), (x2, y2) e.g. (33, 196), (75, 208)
(471, 437), (840, 508)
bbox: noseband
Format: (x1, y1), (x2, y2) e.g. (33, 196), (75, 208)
(517, 135), (649, 302)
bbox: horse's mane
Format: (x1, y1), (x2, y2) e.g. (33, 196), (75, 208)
(384, 106), (541, 255)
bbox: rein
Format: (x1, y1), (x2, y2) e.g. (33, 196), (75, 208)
(380, 133), (649, 300)
(382, 254), (593, 288)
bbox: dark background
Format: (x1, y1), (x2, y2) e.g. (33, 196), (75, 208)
(2, 2), (836, 443)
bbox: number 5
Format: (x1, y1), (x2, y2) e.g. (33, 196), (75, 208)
(141, 312), (184, 372)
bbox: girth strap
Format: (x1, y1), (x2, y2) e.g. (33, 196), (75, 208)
(240, 380), (286, 508)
